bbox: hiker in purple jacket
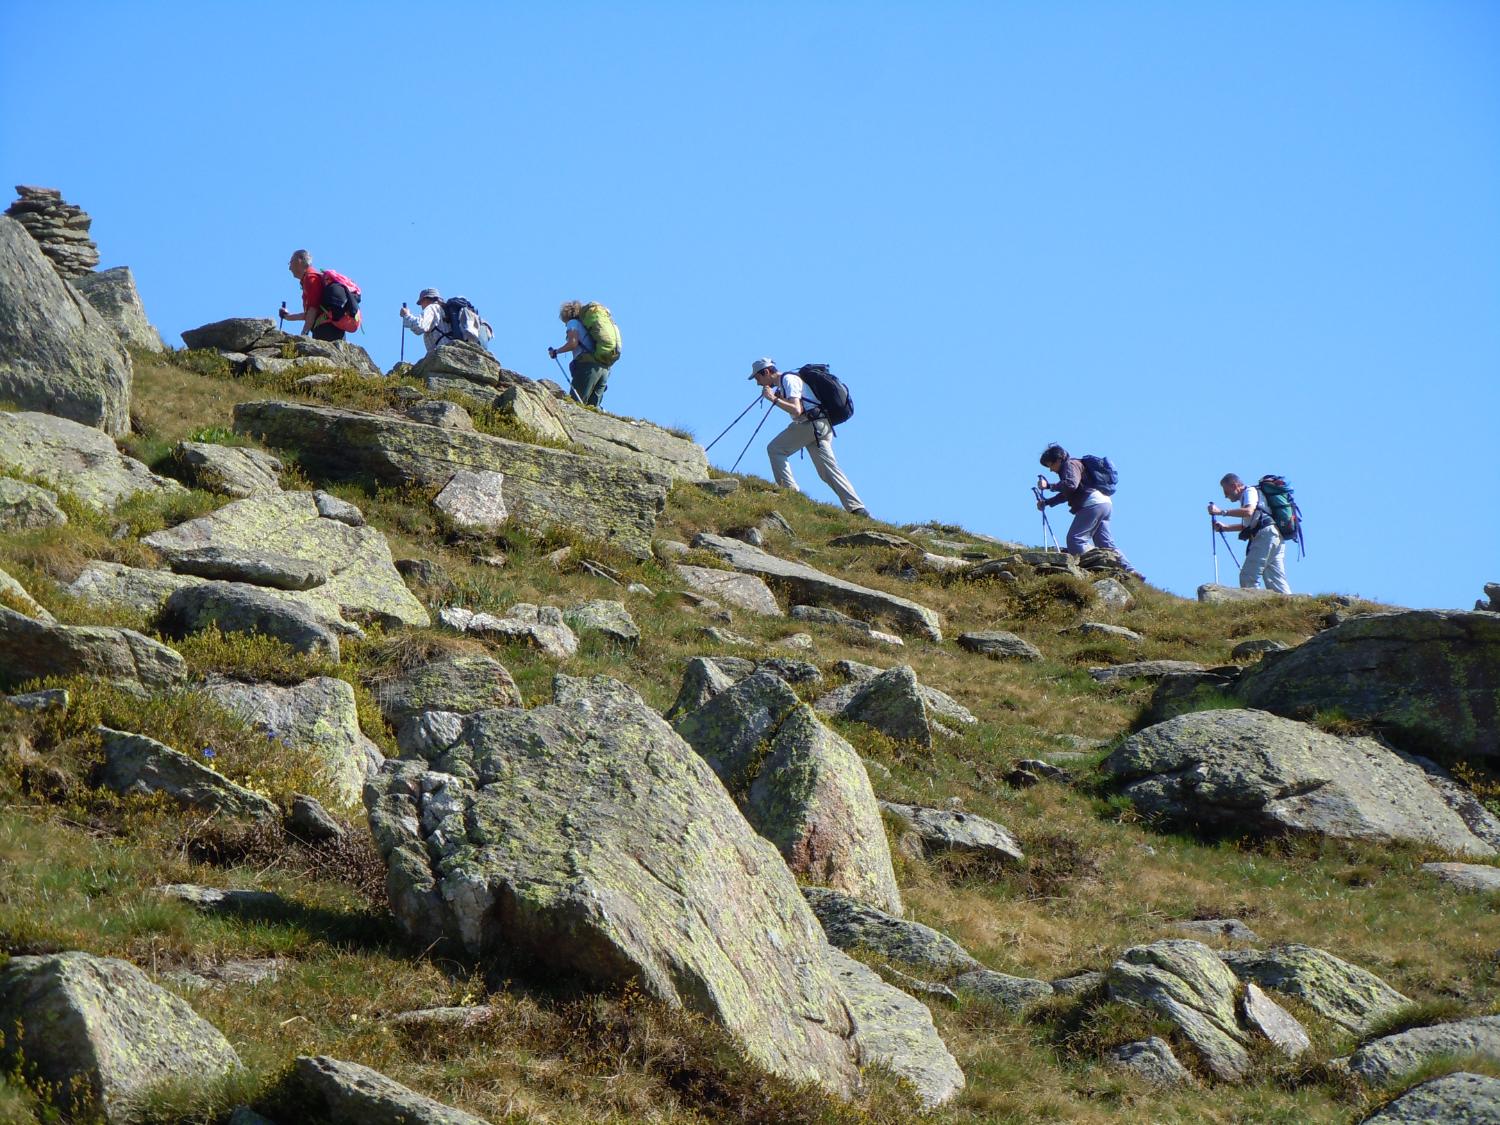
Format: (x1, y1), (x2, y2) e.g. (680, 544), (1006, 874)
(1036, 442), (1140, 576)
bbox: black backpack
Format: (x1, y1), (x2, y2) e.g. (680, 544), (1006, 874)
(794, 364), (854, 427)
(439, 296), (487, 346)
(1079, 454), (1118, 495)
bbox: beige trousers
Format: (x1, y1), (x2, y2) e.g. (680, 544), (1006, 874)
(766, 418), (865, 512)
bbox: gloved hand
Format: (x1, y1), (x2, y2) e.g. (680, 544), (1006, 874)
(548, 347), (557, 359)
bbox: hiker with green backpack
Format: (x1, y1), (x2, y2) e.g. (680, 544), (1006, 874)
(1036, 443), (1140, 577)
(548, 300), (620, 407)
(1209, 473), (1294, 593)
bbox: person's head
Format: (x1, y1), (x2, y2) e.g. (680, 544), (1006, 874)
(1038, 443), (1068, 473)
(558, 300), (584, 323)
(418, 287), (442, 308)
(1219, 473), (1243, 500)
(748, 357), (779, 387)
(288, 249), (312, 279)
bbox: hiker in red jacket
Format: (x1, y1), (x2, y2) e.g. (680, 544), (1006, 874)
(280, 249), (354, 341)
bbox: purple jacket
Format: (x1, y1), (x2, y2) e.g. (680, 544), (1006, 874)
(1044, 456), (1091, 514)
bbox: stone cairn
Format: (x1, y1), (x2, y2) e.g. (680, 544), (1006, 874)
(5, 186), (100, 278)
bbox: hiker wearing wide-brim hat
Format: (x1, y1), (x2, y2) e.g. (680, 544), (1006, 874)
(400, 288), (447, 355)
(749, 358), (869, 517)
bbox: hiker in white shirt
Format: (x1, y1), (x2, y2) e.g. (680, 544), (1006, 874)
(400, 288), (448, 355)
(1210, 473), (1291, 593)
(748, 357), (869, 517)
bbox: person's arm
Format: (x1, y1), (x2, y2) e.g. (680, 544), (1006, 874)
(762, 382), (804, 417)
(1044, 460), (1080, 507)
(550, 327), (583, 359)
(1210, 488), (1257, 531)
(401, 306), (422, 332)
(282, 308), (306, 322)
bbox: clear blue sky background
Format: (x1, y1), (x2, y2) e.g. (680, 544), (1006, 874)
(3, 2), (1496, 609)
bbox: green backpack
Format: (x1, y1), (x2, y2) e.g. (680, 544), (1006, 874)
(579, 303), (622, 368)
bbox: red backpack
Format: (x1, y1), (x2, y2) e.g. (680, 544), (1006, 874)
(320, 268), (363, 332)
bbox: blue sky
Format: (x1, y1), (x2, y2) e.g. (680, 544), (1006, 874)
(3, 1), (1496, 609)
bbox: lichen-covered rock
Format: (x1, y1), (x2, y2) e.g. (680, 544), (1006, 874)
(73, 266), (165, 350)
(839, 665), (932, 747)
(233, 400), (668, 559)
(1234, 609), (1500, 764)
(951, 969), (1054, 1012)
(0, 411), (181, 510)
(545, 393), (711, 482)
(173, 441), (283, 498)
(1107, 1037), (1193, 1085)
(1358, 1072), (1500, 1123)
(167, 546), (328, 591)
(675, 673), (901, 912)
(803, 887), (980, 976)
(957, 631), (1043, 661)
(0, 951), (241, 1121)
(1219, 944), (1410, 1033)
(828, 530), (914, 549)
(144, 491), (428, 629)
(816, 660), (976, 730)
(1106, 710), (1500, 857)
(364, 675), (862, 1097)
(4, 687), (69, 712)
(1172, 919), (1260, 944)
(1422, 862), (1500, 893)
(0, 563), (52, 622)
(1107, 940), (1251, 1082)
(664, 656), (738, 719)
(0, 605), (185, 692)
(160, 581), (342, 659)
(564, 599), (640, 646)
(1090, 659), (1205, 684)
(1093, 577), (1135, 610)
(0, 476), (66, 531)
(98, 726), (277, 820)
(374, 655), (521, 728)
(409, 340), (519, 387)
(1067, 622), (1143, 642)
(199, 676), (382, 805)
(693, 533), (941, 641)
(433, 469), (508, 534)
(440, 604), (578, 659)
(880, 801), (1024, 865)
(825, 948), (964, 1109)
(675, 563), (783, 616)
(1341, 1016), (1500, 1085)
(406, 399), (475, 430)
(294, 1055), (492, 1125)
(288, 793), (344, 842)
(0, 216), (132, 434)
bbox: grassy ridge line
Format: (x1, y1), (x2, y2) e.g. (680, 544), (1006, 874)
(0, 350), (1494, 1122)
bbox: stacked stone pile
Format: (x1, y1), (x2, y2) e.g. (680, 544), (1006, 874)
(5, 186), (99, 277)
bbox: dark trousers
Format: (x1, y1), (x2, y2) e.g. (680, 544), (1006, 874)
(569, 356), (609, 407)
(311, 323), (346, 342)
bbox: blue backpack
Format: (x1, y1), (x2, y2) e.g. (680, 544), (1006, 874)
(1079, 454), (1118, 495)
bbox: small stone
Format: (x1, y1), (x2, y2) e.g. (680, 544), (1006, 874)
(1093, 577), (1135, 610)
(3, 687), (69, 712)
(880, 801), (1024, 864)
(1231, 638), (1291, 660)
(1066, 622), (1143, 643)
(405, 399), (474, 430)
(564, 599), (640, 646)
(1422, 862), (1500, 893)
(434, 469), (508, 535)
(951, 969), (1054, 1013)
(287, 794), (345, 842)
(1172, 919), (1260, 944)
(1107, 1037), (1193, 1085)
(1012, 758), (1072, 782)
(167, 546), (328, 591)
(312, 490), (365, 526)
(1089, 660), (1205, 684)
(957, 631), (1043, 661)
(828, 531), (913, 549)
(776, 631), (814, 651)
(694, 478), (740, 496)
(0, 477), (67, 531)
(1050, 971), (1106, 996)
(1241, 981), (1310, 1057)
(158, 884), (289, 915)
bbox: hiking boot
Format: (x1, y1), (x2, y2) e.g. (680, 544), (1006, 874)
(850, 506), (871, 519)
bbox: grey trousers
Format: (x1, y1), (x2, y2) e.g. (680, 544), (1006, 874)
(767, 417), (865, 512)
(1066, 497), (1134, 571)
(1241, 525), (1291, 593)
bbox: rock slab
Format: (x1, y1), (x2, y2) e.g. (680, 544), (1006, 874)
(294, 1055), (491, 1125)
(1107, 939), (1250, 1082)
(1358, 1072), (1500, 1123)
(99, 726), (278, 821)
(1219, 944), (1410, 1033)
(73, 265), (165, 350)
(0, 605), (186, 693)
(1342, 1015), (1500, 1085)
(0, 411), (180, 510)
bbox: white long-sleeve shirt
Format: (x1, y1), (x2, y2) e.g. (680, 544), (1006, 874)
(401, 303), (448, 354)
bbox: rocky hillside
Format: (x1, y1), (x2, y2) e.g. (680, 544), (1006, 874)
(0, 192), (1497, 1124)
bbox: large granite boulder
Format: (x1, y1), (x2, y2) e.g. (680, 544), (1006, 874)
(159, 581), (342, 659)
(815, 659), (977, 731)
(1218, 944), (1410, 1033)
(544, 393), (710, 482)
(364, 674), (862, 1096)
(675, 563), (784, 616)
(824, 948), (964, 1109)
(293, 1055), (491, 1125)
(1340, 1015), (1500, 1085)
(143, 491), (428, 629)
(234, 401), (669, 559)
(1233, 610), (1500, 763)
(199, 676), (382, 805)
(1422, 862), (1500, 893)
(957, 631), (1043, 661)
(1105, 710), (1500, 857)
(692, 532), (941, 641)
(73, 266), (164, 351)
(1107, 940), (1251, 1082)
(98, 726), (279, 821)
(409, 340), (520, 387)
(0, 411), (181, 510)
(373, 654), (521, 728)
(0, 476), (67, 531)
(673, 672), (901, 913)
(180, 317), (279, 353)
(173, 441), (283, 498)
(837, 664), (932, 747)
(0, 216), (131, 434)
(0, 951), (241, 1121)
(803, 887), (980, 977)
(0, 605), (185, 692)
(1358, 1072), (1500, 1123)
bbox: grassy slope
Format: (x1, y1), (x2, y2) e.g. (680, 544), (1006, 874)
(0, 351), (1496, 1123)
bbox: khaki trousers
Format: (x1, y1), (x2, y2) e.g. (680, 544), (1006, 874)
(766, 417), (864, 512)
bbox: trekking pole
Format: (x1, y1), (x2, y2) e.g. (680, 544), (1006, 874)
(1211, 512), (1219, 584)
(399, 305), (407, 364)
(729, 401), (774, 474)
(278, 301), (286, 334)
(551, 352), (584, 402)
(1217, 527), (1241, 568)
(703, 395), (763, 453)
(1033, 485), (1060, 551)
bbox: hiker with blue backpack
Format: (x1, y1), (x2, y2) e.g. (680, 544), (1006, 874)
(1209, 473), (1294, 593)
(1036, 443), (1139, 576)
(749, 358), (870, 518)
(549, 300), (620, 407)
(401, 288), (492, 355)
